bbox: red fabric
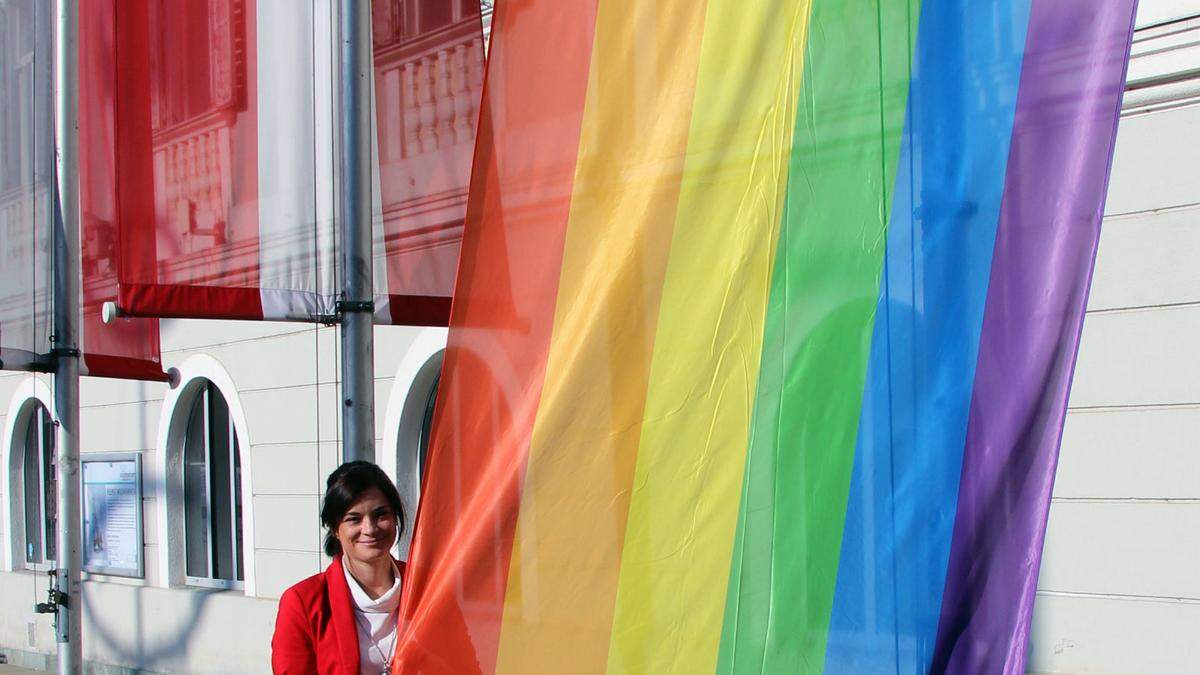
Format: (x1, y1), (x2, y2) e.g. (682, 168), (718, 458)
(392, 1), (597, 672)
(272, 555), (408, 675)
(77, 0), (165, 381)
(105, 0), (263, 322)
(373, 1), (485, 325)
(109, 0), (159, 304)
(119, 284), (263, 322)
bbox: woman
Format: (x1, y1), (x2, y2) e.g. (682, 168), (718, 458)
(272, 461), (406, 674)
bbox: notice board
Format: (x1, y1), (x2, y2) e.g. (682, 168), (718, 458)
(82, 453), (144, 577)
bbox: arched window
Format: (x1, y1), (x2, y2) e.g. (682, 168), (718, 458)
(417, 371), (440, 476)
(21, 402), (55, 567)
(385, 334), (446, 559)
(182, 381), (243, 585)
(155, 355), (256, 593)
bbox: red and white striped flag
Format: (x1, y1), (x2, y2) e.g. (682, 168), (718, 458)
(0, 0), (164, 381)
(84, 0), (485, 325)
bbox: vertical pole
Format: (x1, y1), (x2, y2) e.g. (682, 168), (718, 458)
(52, 1), (83, 672)
(339, 0), (376, 464)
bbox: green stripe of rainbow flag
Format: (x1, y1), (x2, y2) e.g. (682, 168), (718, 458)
(395, 0), (1137, 673)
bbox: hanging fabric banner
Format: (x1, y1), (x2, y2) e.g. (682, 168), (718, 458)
(396, 1), (1138, 674)
(0, 0), (54, 373)
(90, 0), (483, 326)
(78, 0), (166, 382)
(0, 0), (164, 381)
(371, 0), (485, 325)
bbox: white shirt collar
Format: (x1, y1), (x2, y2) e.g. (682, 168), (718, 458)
(343, 559), (402, 614)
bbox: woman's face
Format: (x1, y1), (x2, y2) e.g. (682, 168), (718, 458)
(334, 487), (398, 565)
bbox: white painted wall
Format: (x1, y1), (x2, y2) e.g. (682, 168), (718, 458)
(1138, 0), (1200, 26)
(1027, 1), (1200, 672)
(0, 319), (440, 672)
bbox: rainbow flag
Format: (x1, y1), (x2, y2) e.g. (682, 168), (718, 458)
(396, 0), (1137, 673)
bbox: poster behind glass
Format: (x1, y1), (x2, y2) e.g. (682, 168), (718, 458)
(82, 454), (144, 578)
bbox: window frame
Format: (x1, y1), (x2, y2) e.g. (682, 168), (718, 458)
(417, 371), (440, 477)
(383, 329), (448, 561)
(21, 401), (55, 573)
(181, 381), (244, 591)
(3, 380), (54, 573)
(154, 356), (256, 595)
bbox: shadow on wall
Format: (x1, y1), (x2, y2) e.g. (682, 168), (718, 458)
(83, 582), (216, 671)
(77, 374), (265, 667)
(81, 581), (270, 672)
(76, 478), (226, 667)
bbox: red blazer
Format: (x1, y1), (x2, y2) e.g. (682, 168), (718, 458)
(272, 555), (405, 675)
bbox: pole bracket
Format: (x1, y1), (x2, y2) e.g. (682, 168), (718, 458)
(34, 589), (68, 614)
(34, 570), (68, 614)
(335, 299), (375, 315)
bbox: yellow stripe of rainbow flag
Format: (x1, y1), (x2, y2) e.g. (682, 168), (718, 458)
(607, 0), (812, 671)
(494, 1), (710, 671)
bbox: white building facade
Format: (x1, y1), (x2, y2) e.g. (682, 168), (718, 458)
(1, 320), (448, 672)
(1027, 0), (1200, 672)
(0, 1), (1197, 673)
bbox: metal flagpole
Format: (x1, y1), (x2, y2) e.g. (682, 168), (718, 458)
(51, 0), (83, 671)
(338, 0), (376, 464)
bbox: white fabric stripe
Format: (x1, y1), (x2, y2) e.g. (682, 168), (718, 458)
(257, 0), (336, 321)
(258, 289), (328, 322)
(314, 0), (340, 316)
(370, 44), (392, 324)
(255, 0), (395, 322)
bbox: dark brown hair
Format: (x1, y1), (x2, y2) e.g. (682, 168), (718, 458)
(320, 461), (405, 557)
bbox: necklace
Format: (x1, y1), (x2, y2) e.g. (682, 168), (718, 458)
(353, 606), (398, 675)
(344, 560), (402, 674)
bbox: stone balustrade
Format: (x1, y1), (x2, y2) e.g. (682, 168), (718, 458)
(154, 113), (234, 255)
